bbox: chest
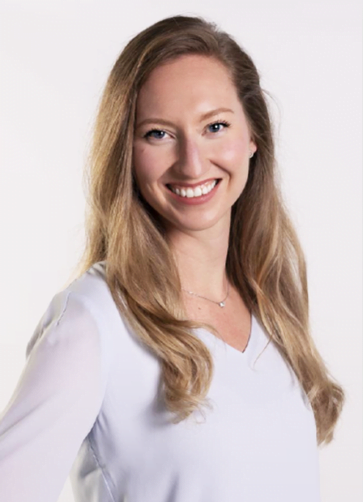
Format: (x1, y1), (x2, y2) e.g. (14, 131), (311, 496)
(183, 290), (252, 352)
(83, 330), (319, 502)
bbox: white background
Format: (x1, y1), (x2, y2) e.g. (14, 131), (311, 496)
(0, 1), (361, 501)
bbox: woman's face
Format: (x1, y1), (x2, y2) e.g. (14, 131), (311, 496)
(133, 54), (257, 234)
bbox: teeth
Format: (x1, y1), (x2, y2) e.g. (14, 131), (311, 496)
(169, 180), (218, 198)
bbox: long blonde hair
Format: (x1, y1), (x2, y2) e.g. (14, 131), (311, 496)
(68, 14), (344, 446)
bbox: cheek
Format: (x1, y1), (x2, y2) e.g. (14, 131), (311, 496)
(218, 137), (247, 165)
(133, 145), (169, 185)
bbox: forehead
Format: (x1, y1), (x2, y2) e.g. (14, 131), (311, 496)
(136, 54), (242, 119)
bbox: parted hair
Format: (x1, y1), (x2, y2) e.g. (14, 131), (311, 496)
(70, 14), (344, 446)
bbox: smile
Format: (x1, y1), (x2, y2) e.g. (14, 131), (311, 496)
(165, 179), (222, 206)
(166, 179), (220, 198)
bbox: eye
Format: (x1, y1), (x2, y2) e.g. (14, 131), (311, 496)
(144, 128), (170, 139)
(143, 128), (168, 140)
(206, 119), (231, 133)
(142, 119), (231, 141)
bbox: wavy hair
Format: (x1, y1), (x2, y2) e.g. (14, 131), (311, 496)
(68, 14), (344, 446)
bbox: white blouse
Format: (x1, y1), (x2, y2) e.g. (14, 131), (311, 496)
(0, 261), (321, 501)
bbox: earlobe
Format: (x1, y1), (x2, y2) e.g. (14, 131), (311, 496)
(249, 141), (257, 158)
(249, 143), (257, 158)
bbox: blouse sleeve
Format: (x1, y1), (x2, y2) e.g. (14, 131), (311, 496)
(0, 290), (107, 502)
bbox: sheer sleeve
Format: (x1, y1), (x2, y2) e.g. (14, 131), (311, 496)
(0, 290), (107, 502)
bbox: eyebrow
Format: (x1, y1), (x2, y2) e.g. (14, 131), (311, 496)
(135, 107), (234, 129)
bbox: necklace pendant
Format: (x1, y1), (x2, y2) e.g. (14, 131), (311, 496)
(219, 301), (225, 307)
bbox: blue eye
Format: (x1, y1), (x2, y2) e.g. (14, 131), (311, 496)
(143, 129), (166, 139)
(143, 119), (231, 140)
(207, 120), (231, 133)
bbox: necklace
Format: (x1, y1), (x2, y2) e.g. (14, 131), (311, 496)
(181, 280), (230, 308)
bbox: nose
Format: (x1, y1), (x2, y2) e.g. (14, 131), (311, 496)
(175, 134), (209, 180)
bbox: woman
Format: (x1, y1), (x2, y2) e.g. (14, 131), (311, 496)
(0, 14), (344, 502)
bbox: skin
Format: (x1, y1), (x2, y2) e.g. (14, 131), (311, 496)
(133, 54), (257, 315)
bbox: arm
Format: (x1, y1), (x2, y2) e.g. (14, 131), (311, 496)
(0, 291), (107, 502)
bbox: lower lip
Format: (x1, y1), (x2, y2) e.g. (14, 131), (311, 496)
(166, 180), (221, 205)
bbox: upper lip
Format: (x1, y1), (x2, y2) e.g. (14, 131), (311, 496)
(166, 178), (220, 188)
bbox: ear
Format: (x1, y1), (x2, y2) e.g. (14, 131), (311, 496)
(249, 140), (257, 155)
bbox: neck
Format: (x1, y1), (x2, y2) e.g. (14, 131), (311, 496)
(166, 218), (231, 299)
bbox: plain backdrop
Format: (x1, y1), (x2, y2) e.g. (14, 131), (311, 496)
(0, 1), (361, 501)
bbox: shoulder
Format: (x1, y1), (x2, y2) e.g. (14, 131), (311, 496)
(26, 261), (119, 373)
(62, 260), (117, 326)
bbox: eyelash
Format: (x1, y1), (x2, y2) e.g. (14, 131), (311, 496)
(143, 119), (231, 140)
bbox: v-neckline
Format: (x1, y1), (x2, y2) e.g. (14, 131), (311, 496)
(196, 312), (256, 356)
